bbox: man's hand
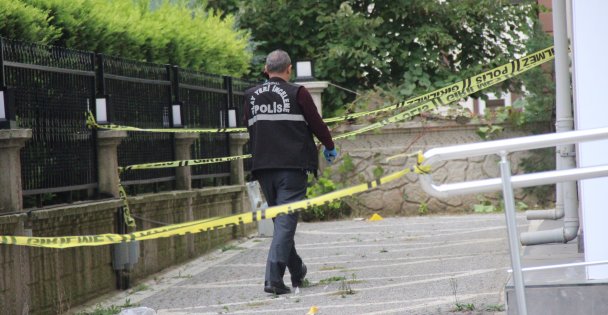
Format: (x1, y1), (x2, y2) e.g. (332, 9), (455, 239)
(323, 147), (338, 163)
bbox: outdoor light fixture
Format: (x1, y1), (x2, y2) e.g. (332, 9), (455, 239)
(171, 104), (182, 127)
(0, 89), (16, 129)
(95, 97), (108, 124)
(228, 108), (237, 128)
(295, 60), (314, 81)
(0, 91), (6, 121)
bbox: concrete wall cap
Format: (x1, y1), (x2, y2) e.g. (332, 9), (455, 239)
(297, 81), (329, 89)
(97, 130), (128, 139)
(229, 133), (250, 141)
(174, 133), (200, 140)
(0, 129), (32, 140)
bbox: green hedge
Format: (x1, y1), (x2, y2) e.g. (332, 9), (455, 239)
(0, 0), (60, 44)
(1, 0), (251, 76)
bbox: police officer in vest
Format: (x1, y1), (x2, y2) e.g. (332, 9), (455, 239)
(245, 49), (337, 294)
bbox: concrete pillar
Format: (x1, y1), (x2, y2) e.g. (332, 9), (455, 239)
(174, 133), (198, 190)
(97, 130), (127, 198)
(0, 129), (32, 213)
(298, 81), (329, 116)
(174, 133), (198, 256)
(229, 133), (249, 238)
(229, 133), (249, 186)
(0, 129), (32, 314)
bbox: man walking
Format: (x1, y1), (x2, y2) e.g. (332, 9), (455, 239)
(244, 49), (337, 295)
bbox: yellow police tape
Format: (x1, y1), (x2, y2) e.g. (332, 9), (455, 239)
(119, 154), (252, 172)
(117, 156), (252, 225)
(4, 48), (553, 248)
(86, 47), (553, 134)
(330, 46), (555, 141)
(0, 153), (429, 248)
(103, 47), (554, 172)
(118, 184), (137, 227)
(85, 112), (248, 133)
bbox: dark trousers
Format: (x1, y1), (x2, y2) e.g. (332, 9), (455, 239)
(255, 169), (307, 286)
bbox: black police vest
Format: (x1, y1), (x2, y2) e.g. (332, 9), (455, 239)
(245, 78), (318, 172)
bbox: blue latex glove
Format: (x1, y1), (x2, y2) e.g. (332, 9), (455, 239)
(323, 147), (338, 163)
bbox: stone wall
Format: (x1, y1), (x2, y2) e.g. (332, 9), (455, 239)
(332, 121), (551, 217)
(0, 186), (254, 315)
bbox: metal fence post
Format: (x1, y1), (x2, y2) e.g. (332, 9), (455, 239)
(95, 54), (112, 124)
(223, 76), (234, 181)
(167, 65), (183, 128)
(499, 151), (528, 315)
(224, 76), (234, 119)
(0, 38), (15, 129)
(0, 37), (5, 129)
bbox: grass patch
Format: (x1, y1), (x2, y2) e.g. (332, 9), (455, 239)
(319, 265), (346, 271)
(221, 244), (245, 252)
(77, 305), (122, 315)
(172, 271), (193, 279)
(329, 279), (355, 297)
(319, 276), (347, 285)
(129, 283), (150, 294)
(77, 299), (136, 315)
(246, 301), (269, 307)
(485, 304), (505, 311)
(453, 303), (475, 312)
(304, 276), (347, 288)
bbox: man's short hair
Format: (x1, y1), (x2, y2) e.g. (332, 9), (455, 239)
(265, 50), (291, 73)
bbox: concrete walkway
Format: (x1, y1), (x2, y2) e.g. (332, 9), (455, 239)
(74, 213), (528, 315)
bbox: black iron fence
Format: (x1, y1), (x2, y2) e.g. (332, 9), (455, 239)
(178, 68), (230, 182)
(0, 37), (257, 206)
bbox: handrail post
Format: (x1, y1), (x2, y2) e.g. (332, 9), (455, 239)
(499, 151), (527, 315)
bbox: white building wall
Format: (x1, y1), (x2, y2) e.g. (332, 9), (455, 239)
(571, 0), (608, 280)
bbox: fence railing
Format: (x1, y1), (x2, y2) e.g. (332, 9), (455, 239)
(178, 68), (231, 182)
(0, 37), (257, 206)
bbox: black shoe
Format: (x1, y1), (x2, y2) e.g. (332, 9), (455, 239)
(264, 282), (291, 295)
(292, 263), (307, 288)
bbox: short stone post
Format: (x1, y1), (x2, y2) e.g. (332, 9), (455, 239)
(174, 133), (198, 256)
(299, 81), (330, 172)
(298, 81), (329, 116)
(0, 129), (31, 213)
(174, 133), (198, 190)
(229, 133), (249, 186)
(97, 130), (139, 289)
(229, 133), (249, 237)
(97, 130), (127, 198)
(0, 129), (32, 315)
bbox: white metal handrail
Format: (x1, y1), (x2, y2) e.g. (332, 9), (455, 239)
(508, 260), (608, 273)
(419, 126), (608, 198)
(417, 126), (608, 315)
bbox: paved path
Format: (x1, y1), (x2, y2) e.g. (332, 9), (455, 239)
(76, 213), (528, 315)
